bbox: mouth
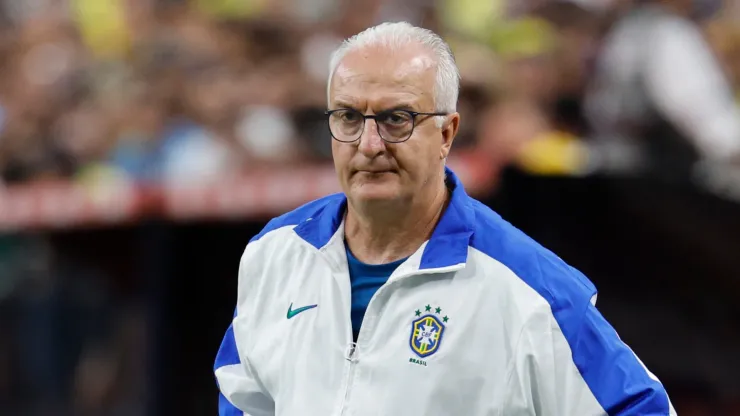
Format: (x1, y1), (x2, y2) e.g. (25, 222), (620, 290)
(355, 169), (395, 175)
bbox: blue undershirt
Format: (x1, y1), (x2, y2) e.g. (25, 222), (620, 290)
(345, 245), (407, 341)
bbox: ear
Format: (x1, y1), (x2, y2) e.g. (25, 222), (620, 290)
(440, 112), (460, 160)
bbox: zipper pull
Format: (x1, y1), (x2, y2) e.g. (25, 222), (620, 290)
(345, 342), (358, 362)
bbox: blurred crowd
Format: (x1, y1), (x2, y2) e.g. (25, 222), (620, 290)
(0, 0), (739, 415)
(0, 0), (735, 188)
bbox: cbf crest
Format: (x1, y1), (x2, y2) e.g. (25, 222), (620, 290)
(409, 304), (449, 362)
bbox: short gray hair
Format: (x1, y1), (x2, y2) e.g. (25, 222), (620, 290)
(327, 22), (460, 126)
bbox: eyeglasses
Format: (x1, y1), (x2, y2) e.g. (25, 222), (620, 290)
(325, 108), (448, 143)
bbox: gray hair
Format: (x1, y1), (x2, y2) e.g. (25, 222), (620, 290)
(327, 22), (460, 127)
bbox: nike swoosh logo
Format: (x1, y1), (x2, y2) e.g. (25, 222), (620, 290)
(287, 303), (318, 319)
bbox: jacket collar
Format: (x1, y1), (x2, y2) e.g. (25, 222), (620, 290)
(293, 166), (475, 270)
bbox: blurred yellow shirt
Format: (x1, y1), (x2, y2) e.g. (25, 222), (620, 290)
(439, 0), (503, 41)
(516, 131), (589, 176)
(72, 0), (130, 59)
(491, 18), (556, 60)
(194, 0), (266, 18)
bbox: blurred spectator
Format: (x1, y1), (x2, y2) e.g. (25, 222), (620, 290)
(533, 1), (603, 136)
(107, 82), (167, 183)
(0, 0), (734, 189)
(584, 0), (740, 181)
(476, 14), (593, 179)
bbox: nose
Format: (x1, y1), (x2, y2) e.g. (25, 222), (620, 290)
(357, 118), (386, 157)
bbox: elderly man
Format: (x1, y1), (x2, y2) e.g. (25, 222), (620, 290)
(215, 22), (675, 415)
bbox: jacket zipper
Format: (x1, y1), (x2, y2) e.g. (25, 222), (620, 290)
(337, 281), (391, 415)
(335, 261), (359, 415)
(338, 341), (358, 415)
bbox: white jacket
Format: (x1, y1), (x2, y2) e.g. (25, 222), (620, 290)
(215, 169), (676, 416)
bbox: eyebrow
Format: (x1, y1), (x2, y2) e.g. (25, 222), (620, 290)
(333, 101), (356, 110)
(330, 97), (358, 110)
(385, 103), (417, 112)
(331, 101), (420, 113)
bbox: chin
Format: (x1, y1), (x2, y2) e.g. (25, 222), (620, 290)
(352, 187), (400, 204)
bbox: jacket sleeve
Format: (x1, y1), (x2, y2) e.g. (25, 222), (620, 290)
(510, 295), (677, 415)
(214, 248), (274, 416)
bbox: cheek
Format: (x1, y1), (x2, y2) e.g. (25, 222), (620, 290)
(391, 139), (436, 175)
(331, 142), (354, 171)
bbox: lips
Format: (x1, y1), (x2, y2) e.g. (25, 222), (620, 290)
(355, 169), (395, 175)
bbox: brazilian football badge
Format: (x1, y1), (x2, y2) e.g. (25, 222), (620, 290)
(408, 304), (448, 366)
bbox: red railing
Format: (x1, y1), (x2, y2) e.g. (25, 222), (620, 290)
(0, 152), (495, 231)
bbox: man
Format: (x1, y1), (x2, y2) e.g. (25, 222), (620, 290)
(215, 22), (675, 415)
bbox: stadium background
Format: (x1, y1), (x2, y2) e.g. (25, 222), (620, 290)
(0, 0), (738, 415)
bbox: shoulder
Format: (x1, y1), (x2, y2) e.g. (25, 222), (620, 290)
(235, 193), (345, 301)
(249, 193), (346, 244)
(650, 14), (705, 51)
(604, 9), (699, 56)
(617, 7), (704, 58)
(466, 197), (597, 317)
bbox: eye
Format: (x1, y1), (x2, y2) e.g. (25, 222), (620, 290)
(338, 110), (361, 122)
(379, 111), (412, 126)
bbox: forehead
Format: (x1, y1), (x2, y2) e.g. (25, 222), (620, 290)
(330, 44), (437, 109)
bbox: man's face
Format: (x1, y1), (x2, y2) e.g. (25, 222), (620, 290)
(329, 45), (459, 206)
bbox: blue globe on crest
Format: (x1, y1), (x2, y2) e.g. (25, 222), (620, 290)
(409, 314), (445, 358)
